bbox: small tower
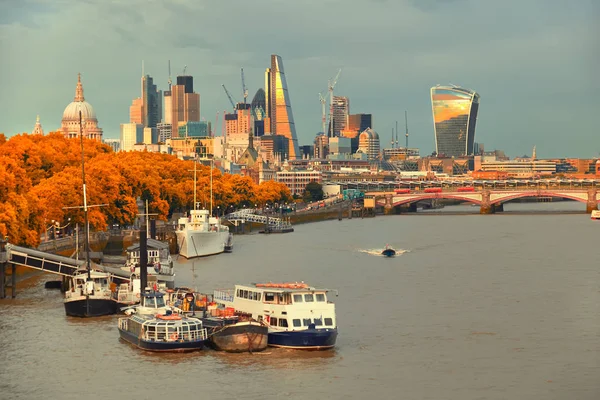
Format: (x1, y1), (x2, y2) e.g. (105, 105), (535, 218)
(32, 115), (44, 135)
(532, 145), (537, 160)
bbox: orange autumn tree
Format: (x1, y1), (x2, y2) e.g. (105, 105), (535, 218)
(0, 133), (293, 246)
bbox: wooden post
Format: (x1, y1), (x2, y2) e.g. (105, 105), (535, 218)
(0, 263), (4, 299)
(11, 264), (16, 298)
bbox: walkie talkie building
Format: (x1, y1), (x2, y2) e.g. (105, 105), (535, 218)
(430, 85), (479, 157)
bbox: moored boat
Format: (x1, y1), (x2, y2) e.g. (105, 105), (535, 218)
(118, 291), (208, 352)
(164, 288), (268, 353)
(64, 269), (117, 317)
(213, 282), (338, 350)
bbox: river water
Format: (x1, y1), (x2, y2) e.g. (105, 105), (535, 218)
(1, 202), (599, 400)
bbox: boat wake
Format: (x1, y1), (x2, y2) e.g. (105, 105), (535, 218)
(359, 248), (409, 257)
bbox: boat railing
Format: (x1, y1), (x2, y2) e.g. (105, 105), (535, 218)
(141, 326), (208, 342)
(213, 289), (234, 303)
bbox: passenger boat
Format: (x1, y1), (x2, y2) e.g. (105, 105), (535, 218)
(164, 288), (268, 353)
(591, 210), (600, 220)
(176, 159), (230, 258)
(64, 269), (117, 317)
(213, 282), (338, 350)
(117, 291), (208, 352)
(381, 245), (396, 257)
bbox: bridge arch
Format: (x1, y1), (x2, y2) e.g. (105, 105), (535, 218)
(489, 191), (591, 205)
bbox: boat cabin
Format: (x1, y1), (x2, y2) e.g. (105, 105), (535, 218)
(214, 283), (337, 332)
(126, 238), (173, 275)
(67, 269), (113, 296)
(177, 204), (229, 233)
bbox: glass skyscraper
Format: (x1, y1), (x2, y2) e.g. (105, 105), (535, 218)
(265, 54), (300, 160)
(430, 85), (479, 157)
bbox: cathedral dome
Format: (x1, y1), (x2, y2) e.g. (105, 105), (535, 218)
(62, 101), (96, 121)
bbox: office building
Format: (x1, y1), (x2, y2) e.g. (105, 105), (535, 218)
(357, 128), (380, 161)
(430, 85), (480, 157)
(332, 96), (349, 136)
(265, 54), (300, 159)
(170, 75), (200, 138)
(120, 123), (143, 151)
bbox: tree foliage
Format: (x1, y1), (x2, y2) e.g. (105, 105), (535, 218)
(303, 181), (324, 202)
(0, 133), (292, 247)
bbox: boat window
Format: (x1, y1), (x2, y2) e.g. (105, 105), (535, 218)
(264, 292), (275, 302)
(256, 293), (262, 301)
(144, 297), (155, 308)
(314, 318), (323, 326)
(270, 317), (278, 326)
(236, 289), (241, 298)
(303, 318), (312, 327)
(156, 297), (165, 307)
(277, 294), (285, 304)
(324, 318), (333, 326)
(279, 319), (288, 328)
(316, 293), (326, 302)
(304, 294), (314, 302)
(293, 319), (301, 327)
(293, 294), (303, 303)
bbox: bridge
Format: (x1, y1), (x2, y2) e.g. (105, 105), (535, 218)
(224, 209), (293, 231)
(364, 186), (600, 214)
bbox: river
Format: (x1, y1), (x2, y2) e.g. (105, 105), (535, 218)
(0, 201), (599, 399)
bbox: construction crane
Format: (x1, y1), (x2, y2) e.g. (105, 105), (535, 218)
(221, 84), (236, 111)
(328, 68), (342, 137)
(241, 68), (248, 105)
(319, 92), (327, 135)
(182, 65), (187, 75)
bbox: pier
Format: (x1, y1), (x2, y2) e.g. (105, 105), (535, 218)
(224, 209), (294, 233)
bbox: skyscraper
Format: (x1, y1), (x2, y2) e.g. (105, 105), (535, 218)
(129, 74), (161, 128)
(265, 54), (300, 159)
(142, 75), (162, 128)
(430, 85), (479, 157)
(332, 96), (349, 136)
(170, 75), (200, 138)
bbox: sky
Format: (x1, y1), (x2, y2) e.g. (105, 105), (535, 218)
(0, 0), (598, 158)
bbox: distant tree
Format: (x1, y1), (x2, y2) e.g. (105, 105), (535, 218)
(303, 181), (324, 202)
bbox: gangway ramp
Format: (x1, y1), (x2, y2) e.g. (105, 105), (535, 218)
(4, 244), (131, 279)
(224, 211), (293, 230)
(7, 244), (85, 277)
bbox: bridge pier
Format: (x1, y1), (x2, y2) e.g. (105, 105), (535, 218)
(587, 188), (598, 213)
(384, 194), (394, 215)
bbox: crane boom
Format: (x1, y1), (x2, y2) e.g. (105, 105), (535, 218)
(241, 68), (248, 105)
(222, 84), (236, 110)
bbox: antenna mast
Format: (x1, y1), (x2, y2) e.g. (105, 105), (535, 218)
(405, 111), (409, 149)
(168, 60), (172, 90)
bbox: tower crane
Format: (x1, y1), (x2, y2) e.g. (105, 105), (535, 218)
(182, 65), (187, 75)
(221, 84), (236, 111)
(328, 68), (342, 137)
(241, 68), (248, 105)
(319, 92), (327, 136)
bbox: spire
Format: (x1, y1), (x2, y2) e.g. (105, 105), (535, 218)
(74, 73), (85, 102)
(32, 115), (44, 135)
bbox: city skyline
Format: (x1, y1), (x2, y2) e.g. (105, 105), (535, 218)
(0, 0), (598, 158)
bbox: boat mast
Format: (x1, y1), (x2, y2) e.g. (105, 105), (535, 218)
(79, 110), (92, 281)
(193, 159), (197, 211)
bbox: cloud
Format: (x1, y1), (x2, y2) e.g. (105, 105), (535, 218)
(0, 0), (598, 158)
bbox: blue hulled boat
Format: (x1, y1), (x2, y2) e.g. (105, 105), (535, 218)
(118, 291), (208, 352)
(381, 245), (396, 257)
(213, 282), (338, 350)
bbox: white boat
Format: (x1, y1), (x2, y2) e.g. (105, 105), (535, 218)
(591, 210), (600, 220)
(176, 158), (230, 258)
(214, 282), (338, 350)
(64, 269), (117, 317)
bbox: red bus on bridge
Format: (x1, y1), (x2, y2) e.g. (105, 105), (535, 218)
(457, 187), (475, 192)
(394, 189), (411, 194)
(424, 188), (442, 193)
